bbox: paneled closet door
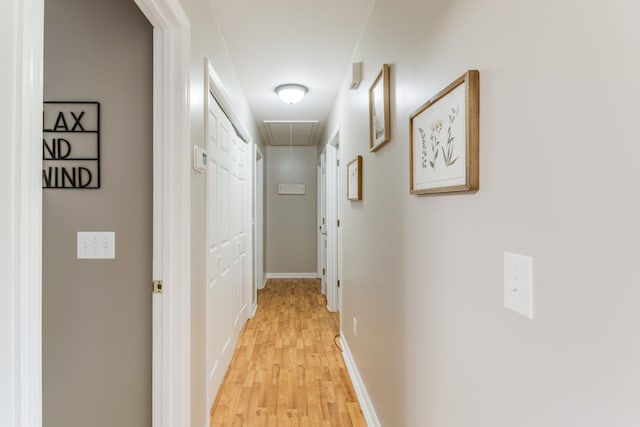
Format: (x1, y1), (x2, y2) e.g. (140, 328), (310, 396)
(205, 92), (250, 409)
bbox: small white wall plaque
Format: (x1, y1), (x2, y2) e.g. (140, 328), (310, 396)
(277, 183), (305, 195)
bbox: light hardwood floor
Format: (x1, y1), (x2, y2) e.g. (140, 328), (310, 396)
(210, 278), (367, 426)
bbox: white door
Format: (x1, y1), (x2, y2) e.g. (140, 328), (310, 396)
(335, 146), (342, 312)
(325, 139), (340, 312)
(320, 151), (328, 295)
(205, 92), (251, 409)
(255, 152), (264, 291)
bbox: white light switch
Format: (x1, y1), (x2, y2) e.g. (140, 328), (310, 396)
(504, 252), (534, 319)
(77, 232), (115, 259)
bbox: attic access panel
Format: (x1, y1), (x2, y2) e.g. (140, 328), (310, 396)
(263, 120), (320, 146)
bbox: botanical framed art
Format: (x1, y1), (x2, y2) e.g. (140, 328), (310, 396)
(369, 64), (390, 152)
(409, 70), (479, 195)
(347, 155), (362, 201)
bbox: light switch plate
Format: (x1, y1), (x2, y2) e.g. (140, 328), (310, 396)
(77, 232), (115, 259)
(504, 252), (534, 319)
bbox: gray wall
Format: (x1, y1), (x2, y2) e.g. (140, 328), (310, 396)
(325, 0), (640, 425)
(266, 146), (317, 274)
(43, 0), (152, 425)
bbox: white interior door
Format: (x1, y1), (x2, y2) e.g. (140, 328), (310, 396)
(325, 136), (339, 312)
(335, 145), (342, 312)
(205, 92), (251, 409)
(255, 151), (264, 291)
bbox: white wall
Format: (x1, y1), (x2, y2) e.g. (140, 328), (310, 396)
(0, 0), (43, 425)
(178, 0), (264, 425)
(326, 0), (640, 425)
(265, 146), (318, 275)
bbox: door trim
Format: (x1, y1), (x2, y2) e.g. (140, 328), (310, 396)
(326, 128), (340, 312)
(206, 61), (252, 145)
(317, 161), (323, 281)
(319, 151), (327, 295)
(137, 1), (192, 426)
(5, 0), (44, 425)
(254, 146), (265, 295)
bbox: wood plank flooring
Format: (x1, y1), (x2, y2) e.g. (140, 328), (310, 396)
(210, 278), (367, 427)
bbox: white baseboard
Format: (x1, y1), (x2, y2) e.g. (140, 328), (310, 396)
(265, 272), (318, 279)
(340, 335), (382, 427)
(250, 301), (257, 318)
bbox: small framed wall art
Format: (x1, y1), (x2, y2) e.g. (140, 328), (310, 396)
(347, 155), (362, 201)
(369, 64), (391, 152)
(409, 70), (479, 195)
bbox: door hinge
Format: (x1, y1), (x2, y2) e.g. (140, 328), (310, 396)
(153, 280), (163, 294)
(337, 160), (340, 167)
(322, 268), (326, 276)
(337, 280), (341, 288)
(337, 219), (340, 227)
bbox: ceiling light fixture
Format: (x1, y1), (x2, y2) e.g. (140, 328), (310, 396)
(275, 84), (308, 104)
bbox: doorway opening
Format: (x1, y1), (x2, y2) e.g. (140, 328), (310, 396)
(320, 129), (341, 313)
(13, 0), (191, 425)
(255, 148), (265, 293)
(42, 1), (154, 425)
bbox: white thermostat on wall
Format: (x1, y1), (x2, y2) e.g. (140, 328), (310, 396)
(193, 145), (207, 173)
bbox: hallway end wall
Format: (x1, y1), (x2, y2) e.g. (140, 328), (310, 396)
(265, 146), (318, 276)
(327, 0), (640, 426)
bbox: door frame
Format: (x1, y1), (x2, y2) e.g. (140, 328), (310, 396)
(3, 0), (44, 425)
(318, 151), (327, 295)
(8, 0), (192, 426)
(316, 159), (323, 286)
(140, 2), (191, 426)
(325, 128), (340, 312)
(255, 146), (265, 295)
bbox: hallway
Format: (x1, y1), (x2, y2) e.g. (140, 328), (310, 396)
(210, 279), (366, 426)
(6, 0), (640, 426)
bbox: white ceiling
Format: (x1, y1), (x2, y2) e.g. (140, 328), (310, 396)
(207, 0), (375, 146)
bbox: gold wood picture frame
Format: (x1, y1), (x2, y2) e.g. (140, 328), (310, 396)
(347, 155), (362, 201)
(369, 64), (390, 152)
(409, 70), (479, 195)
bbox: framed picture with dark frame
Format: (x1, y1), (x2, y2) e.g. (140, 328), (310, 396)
(347, 155), (362, 201)
(369, 64), (390, 152)
(409, 70), (479, 195)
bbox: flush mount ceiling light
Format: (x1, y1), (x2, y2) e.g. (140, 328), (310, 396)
(275, 84), (308, 104)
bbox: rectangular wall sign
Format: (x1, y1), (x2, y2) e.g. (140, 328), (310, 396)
(277, 183), (306, 195)
(43, 101), (100, 189)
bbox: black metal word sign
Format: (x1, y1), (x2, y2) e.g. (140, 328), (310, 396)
(43, 101), (100, 189)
